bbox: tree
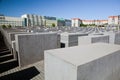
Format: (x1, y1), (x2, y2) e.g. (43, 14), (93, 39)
(7, 24), (12, 28)
(80, 23), (87, 27)
(1, 25), (6, 28)
(52, 23), (55, 27)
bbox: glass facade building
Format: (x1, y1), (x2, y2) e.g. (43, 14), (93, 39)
(0, 14), (72, 27)
(0, 15), (23, 27)
(21, 14), (42, 26)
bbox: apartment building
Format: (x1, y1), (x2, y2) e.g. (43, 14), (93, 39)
(82, 20), (94, 25)
(99, 20), (108, 25)
(72, 18), (81, 27)
(108, 15), (120, 25)
(82, 20), (108, 25)
(0, 15), (23, 27)
(72, 17), (108, 27)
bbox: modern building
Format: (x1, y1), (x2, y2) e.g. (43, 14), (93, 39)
(0, 15), (23, 27)
(72, 18), (81, 27)
(57, 18), (65, 26)
(65, 19), (71, 26)
(42, 16), (57, 27)
(21, 14), (59, 27)
(21, 14), (42, 26)
(2, 14), (120, 27)
(108, 15), (120, 25)
(45, 19), (57, 27)
(0, 14), (71, 27)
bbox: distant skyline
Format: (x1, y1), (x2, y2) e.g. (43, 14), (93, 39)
(0, 0), (120, 20)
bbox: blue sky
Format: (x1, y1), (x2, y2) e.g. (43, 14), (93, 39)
(0, 0), (120, 20)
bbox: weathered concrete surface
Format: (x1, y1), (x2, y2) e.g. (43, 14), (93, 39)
(78, 35), (109, 45)
(0, 28), (11, 49)
(0, 28), (27, 49)
(15, 32), (60, 67)
(45, 43), (120, 80)
(60, 32), (88, 47)
(115, 32), (120, 45)
(11, 41), (17, 59)
(8, 32), (29, 45)
(104, 32), (120, 45)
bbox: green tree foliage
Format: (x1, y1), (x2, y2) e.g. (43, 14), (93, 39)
(7, 24), (12, 28)
(80, 23), (97, 27)
(89, 24), (96, 26)
(1, 25), (7, 28)
(52, 23), (55, 27)
(80, 23), (87, 27)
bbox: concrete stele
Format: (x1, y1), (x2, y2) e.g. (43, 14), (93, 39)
(15, 32), (60, 67)
(45, 43), (120, 80)
(60, 32), (88, 47)
(78, 34), (109, 45)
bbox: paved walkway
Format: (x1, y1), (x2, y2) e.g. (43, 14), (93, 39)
(0, 60), (44, 80)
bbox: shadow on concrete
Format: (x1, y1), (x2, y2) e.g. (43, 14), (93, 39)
(0, 60), (18, 73)
(0, 66), (40, 80)
(0, 31), (19, 73)
(0, 31), (7, 50)
(61, 43), (65, 48)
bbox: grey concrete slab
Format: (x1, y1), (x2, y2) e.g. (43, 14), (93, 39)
(45, 43), (120, 80)
(8, 32), (29, 42)
(60, 32), (88, 47)
(104, 32), (116, 44)
(15, 32), (60, 67)
(115, 32), (120, 45)
(78, 35), (109, 45)
(0, 28), (29, 50)
(104, 32), (120, 45)
(11, 41), (17, 59)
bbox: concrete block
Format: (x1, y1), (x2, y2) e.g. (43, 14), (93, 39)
(15, 32), (60, 67)
(60, 32), (88, 47)
(115, 32), (120, 45)
(104, 32), (115, 44)
(104, 32), (120, 45)
(78, 35), (109, 45)
(8, 32), (29, 45)
(11, 41), (17, 59)
(45, 43), (120, 80)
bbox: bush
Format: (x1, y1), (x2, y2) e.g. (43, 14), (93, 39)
(80, 23), (87, 27)
(52, 23), (55, 27)
(98, 25), (104, 27)
(1, 25), (7, 28)
(7, 24), (12, 28)
(80, 23), (97, 27)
